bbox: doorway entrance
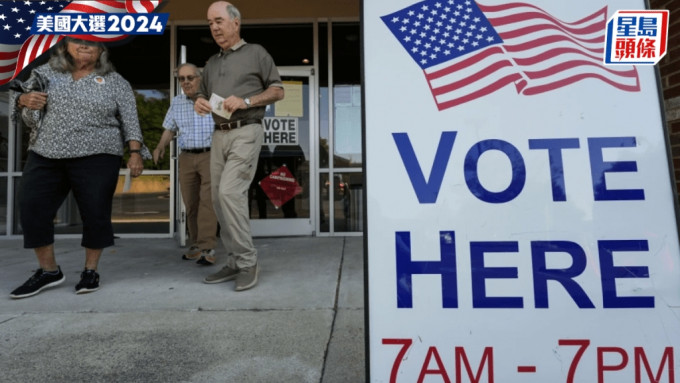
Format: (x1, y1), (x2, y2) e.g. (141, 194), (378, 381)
(249, 66), (316, 236)
(174, 66), (317, 242)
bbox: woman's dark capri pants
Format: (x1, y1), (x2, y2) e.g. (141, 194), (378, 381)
(19, 151), (122, 249)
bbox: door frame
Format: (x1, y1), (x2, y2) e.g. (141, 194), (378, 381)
(250, 66), (318, 237)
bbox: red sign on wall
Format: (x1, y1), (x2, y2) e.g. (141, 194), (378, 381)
(259, 165), (302, 208)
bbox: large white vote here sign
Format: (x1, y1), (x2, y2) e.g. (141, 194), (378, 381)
(364, 0), (680, 382)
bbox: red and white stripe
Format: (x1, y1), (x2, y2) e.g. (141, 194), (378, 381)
(126, 1), (161, 14)
(482, 3), (639, 95)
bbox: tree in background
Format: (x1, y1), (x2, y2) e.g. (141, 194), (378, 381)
(132, 91), (170, 170)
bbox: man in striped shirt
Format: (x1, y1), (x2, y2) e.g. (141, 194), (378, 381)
(154, 63), (218, 265)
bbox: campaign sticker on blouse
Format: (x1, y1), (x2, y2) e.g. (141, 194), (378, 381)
(94, 76), (105, 85)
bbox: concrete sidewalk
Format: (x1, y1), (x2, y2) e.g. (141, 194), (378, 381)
(0, 236), (366, 383)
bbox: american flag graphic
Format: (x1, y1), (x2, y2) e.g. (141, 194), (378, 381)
(382, 0), (640, 110)
(0, 0), (162, 87)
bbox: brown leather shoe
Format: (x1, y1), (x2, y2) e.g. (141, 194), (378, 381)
(182, 246), (201, 261)
(196, 249), (216, 265)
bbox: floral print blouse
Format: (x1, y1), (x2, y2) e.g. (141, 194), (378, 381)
(19, 63), (150, 159)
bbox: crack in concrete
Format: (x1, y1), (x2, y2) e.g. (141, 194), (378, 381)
(319, 236), (346, 383)
(0, 316), (18, 325)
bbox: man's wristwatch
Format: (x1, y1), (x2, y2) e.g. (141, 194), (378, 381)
(243, 97), (251, 108)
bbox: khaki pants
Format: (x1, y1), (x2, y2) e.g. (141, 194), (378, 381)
(210, 124), (263, 269)
(178, 151), (218, 250)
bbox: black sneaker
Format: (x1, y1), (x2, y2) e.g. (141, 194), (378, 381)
(75, 269), (100, 294)
(10, 267), (65, 299)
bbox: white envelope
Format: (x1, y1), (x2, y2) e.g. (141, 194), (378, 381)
(209, 93), (232, 119)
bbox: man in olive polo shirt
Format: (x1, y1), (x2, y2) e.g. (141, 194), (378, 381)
(194, 1), (284, 291)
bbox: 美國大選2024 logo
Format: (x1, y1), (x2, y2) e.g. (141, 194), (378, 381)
(604, 10), (669, 65)
(31, 13), (169, 36)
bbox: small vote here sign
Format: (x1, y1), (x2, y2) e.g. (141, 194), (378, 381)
(263, 117), (298, 146)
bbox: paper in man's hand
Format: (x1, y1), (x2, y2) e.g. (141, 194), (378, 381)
(209, 93), (232, 119)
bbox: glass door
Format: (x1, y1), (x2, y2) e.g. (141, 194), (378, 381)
(250, 66), (316, 236)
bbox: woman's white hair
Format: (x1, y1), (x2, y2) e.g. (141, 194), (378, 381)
(48, 37), (115, 75)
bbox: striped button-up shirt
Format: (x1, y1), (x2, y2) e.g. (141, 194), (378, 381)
(162, 94), (214, 150)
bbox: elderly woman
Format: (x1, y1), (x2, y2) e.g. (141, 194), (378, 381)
(9, 37), (151, 299)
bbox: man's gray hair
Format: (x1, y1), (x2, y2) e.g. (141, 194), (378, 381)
(48, 37), (115, 75)
(226, 4), (241, 23)
(176, 63), (201, 77)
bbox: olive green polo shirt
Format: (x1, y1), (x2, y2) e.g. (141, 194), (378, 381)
(197, 39), (283, 124)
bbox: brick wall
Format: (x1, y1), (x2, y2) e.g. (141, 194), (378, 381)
(649, 0), (680, 195)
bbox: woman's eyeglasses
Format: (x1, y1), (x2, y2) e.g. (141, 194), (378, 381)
(178, 75), (198, 82)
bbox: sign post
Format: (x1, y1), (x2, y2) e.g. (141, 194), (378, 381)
(363, 0), (680, 381)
